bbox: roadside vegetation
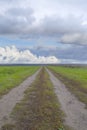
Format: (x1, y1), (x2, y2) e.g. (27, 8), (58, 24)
(1, 68), (67, 130)
(48, 66), (87, 106)
(0, 66), (39, 97)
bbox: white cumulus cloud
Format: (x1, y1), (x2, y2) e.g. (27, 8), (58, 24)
(0, 46), (60, 64)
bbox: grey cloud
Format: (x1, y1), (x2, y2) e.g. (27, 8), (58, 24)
(0, 11), (87, 45)
(60, 33), (87, 45)
(0, 0), (87, 45)
(7, 7), (34, 17)
(35, 15), (87, 45)
(0, 7), (35, 35)
(31, 44), (87, 62)
(40, 15), (84, 35)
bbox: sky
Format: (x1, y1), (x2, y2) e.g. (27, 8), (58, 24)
(0, 0), (87, 64)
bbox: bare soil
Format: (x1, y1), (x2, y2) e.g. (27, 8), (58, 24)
(47, 68), (87, 130)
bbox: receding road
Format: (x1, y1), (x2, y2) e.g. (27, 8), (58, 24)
(0, 69), (40, 129)
(0, 67), (87, 130)
(46, 68), (87, 130)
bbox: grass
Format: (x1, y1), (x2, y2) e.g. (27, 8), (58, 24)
(0, 66), (40, 97)
(1, 67), (67, 130)
(48, 66), (87, 106)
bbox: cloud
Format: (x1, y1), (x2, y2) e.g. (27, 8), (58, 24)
(40, 15), (83, 34)
(38, 15), (87, 45)
(0, 46), (60, 64)
(0, 7), (35, 35)
(0, 9), (87, 45)
(0, 0), (87, 45)
(60, 33), (87, 45)
(31, 44), (87, 62)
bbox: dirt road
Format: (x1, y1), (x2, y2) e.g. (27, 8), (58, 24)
(46, 68), (87, 130)
(0, 69), (40, 129)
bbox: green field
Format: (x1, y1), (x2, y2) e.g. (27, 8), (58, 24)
(2, 68), (67, 130)
(48, 66), (87, 106)
(0, 66), (40, 97)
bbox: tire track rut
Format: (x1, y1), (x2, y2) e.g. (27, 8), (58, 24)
(0, 68), (41, 129)
(46, 68), (87, 130)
